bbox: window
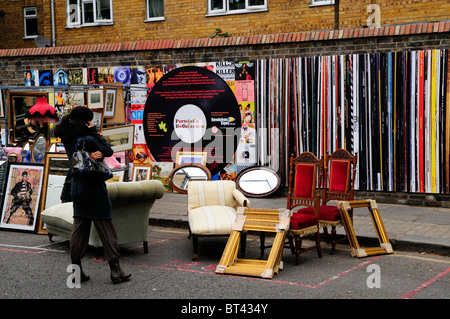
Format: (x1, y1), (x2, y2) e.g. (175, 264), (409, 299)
(23, 7), (38, 38)
(146, 0), (164, 21)
(66, 0), (113, 27)
(310, 0), (335, 6)
(208, 0), (267, 16)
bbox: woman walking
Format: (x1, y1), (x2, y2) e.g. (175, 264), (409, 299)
(53, 106), (131, 284)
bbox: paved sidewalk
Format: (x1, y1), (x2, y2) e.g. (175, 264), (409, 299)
(149, 192), (450, 256)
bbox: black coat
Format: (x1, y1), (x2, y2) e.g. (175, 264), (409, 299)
(61, 126), (114, 219)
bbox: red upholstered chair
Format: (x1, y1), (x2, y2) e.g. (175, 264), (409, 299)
(319, 149), (357, 254)
(286, 152), (323, 265)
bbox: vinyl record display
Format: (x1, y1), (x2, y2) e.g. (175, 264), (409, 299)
(143, 66), (241, 176)
(114, 67), (130, 84)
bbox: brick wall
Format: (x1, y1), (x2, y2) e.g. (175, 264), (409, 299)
(0, 0), (45, 49)
(0, 21), (449, 84)
(1, 1), (449, 49)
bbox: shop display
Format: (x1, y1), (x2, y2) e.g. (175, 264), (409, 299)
(0, 48), (448, 195)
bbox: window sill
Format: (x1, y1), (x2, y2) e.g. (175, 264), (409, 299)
(23, 35), (38, 40)
(206, 8), (268, 17)
(66, 22), (114, 29)
(309, 1), (335, 7)
(145, 17), (165, 22)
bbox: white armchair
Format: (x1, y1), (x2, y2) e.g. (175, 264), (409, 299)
(187, 180), (250, 260)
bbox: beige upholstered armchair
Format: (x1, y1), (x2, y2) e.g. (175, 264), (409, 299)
(187, 180), (250, 261)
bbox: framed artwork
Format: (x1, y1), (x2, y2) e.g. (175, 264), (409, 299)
(0, 160), (9, 216)
(337, 199), (394, 258)
(37, 153), (70, 233)
(0, 163), (45, 232)
(132, 164), (153, 181)
(151, 162), (174, 191)
(106, 170), (125, 183)
(0, 89), (4, 118)
(87, 88), (104, 109)
(104, 88), (117, 118)
(7, 91), (48, 144)
(102, 125), (135, 152)
(175, 151), (207, 166)
(92, 108), (104, 133)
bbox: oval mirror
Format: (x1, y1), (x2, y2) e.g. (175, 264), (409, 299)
(169, 163), (211, 194)
(236, 166), (281, 197)
(32, 134), (46, 163)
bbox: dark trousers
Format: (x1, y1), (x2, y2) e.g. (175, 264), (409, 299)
(70, 217), (120, 262)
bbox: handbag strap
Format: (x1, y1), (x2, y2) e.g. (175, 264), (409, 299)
(75, 137), (87, 152)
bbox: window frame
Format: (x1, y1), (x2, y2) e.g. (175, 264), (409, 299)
(145, 0), (165, 22)
(66, 0), (114, 28)
(207, 0), (268, 17)
(23, 6), (38, 39)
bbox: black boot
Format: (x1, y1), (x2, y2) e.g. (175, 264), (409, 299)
(71, 259), (90, 283)
(108, 258), (131, 284)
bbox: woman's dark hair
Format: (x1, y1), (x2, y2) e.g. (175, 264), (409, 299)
(53, 106), (94, 138)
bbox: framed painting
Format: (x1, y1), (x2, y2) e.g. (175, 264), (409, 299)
(87, 88), (104, 109)
(102, 125), (135, 152)
(175, 151), (207, 166)
(0, 89), (4, 118)
(132, 164), (152, 181)
(106, 170), (125, 183)
(7, 91), (48, 144)
(92, 108), (104, 133)
(104, 88), (117, 118)
(0, 163), (45, 232)
(37, 153), (70, 233)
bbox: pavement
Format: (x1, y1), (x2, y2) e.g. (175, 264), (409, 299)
(149, 191), (450, 256)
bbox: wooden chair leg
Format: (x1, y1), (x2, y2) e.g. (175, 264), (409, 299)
(323, 226), (330, 244)
(295, 235), (302, 265)
(287, 235), (295, 255)
(143, 241), (148, 254)
(331, 226), (337, 254)
(192, 235), (199, 261)
(315, 232), (323, 258)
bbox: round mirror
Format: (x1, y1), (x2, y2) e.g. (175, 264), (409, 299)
(236, 166), (281, 197)
(32, 134), (46, 163)
(169, 163), (212, 194)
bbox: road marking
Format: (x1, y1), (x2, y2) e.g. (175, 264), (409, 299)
(0, 244), (65, 253)
(400, 267), (450, 299)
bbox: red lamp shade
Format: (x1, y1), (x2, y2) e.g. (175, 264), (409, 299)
(25, 96), (58, 127)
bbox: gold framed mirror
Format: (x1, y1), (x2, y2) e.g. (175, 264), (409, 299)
(168, 163), (211, 194)
(7, 91), (48, 145)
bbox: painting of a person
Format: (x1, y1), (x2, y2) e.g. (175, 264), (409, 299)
(5, 170), (34, 226)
